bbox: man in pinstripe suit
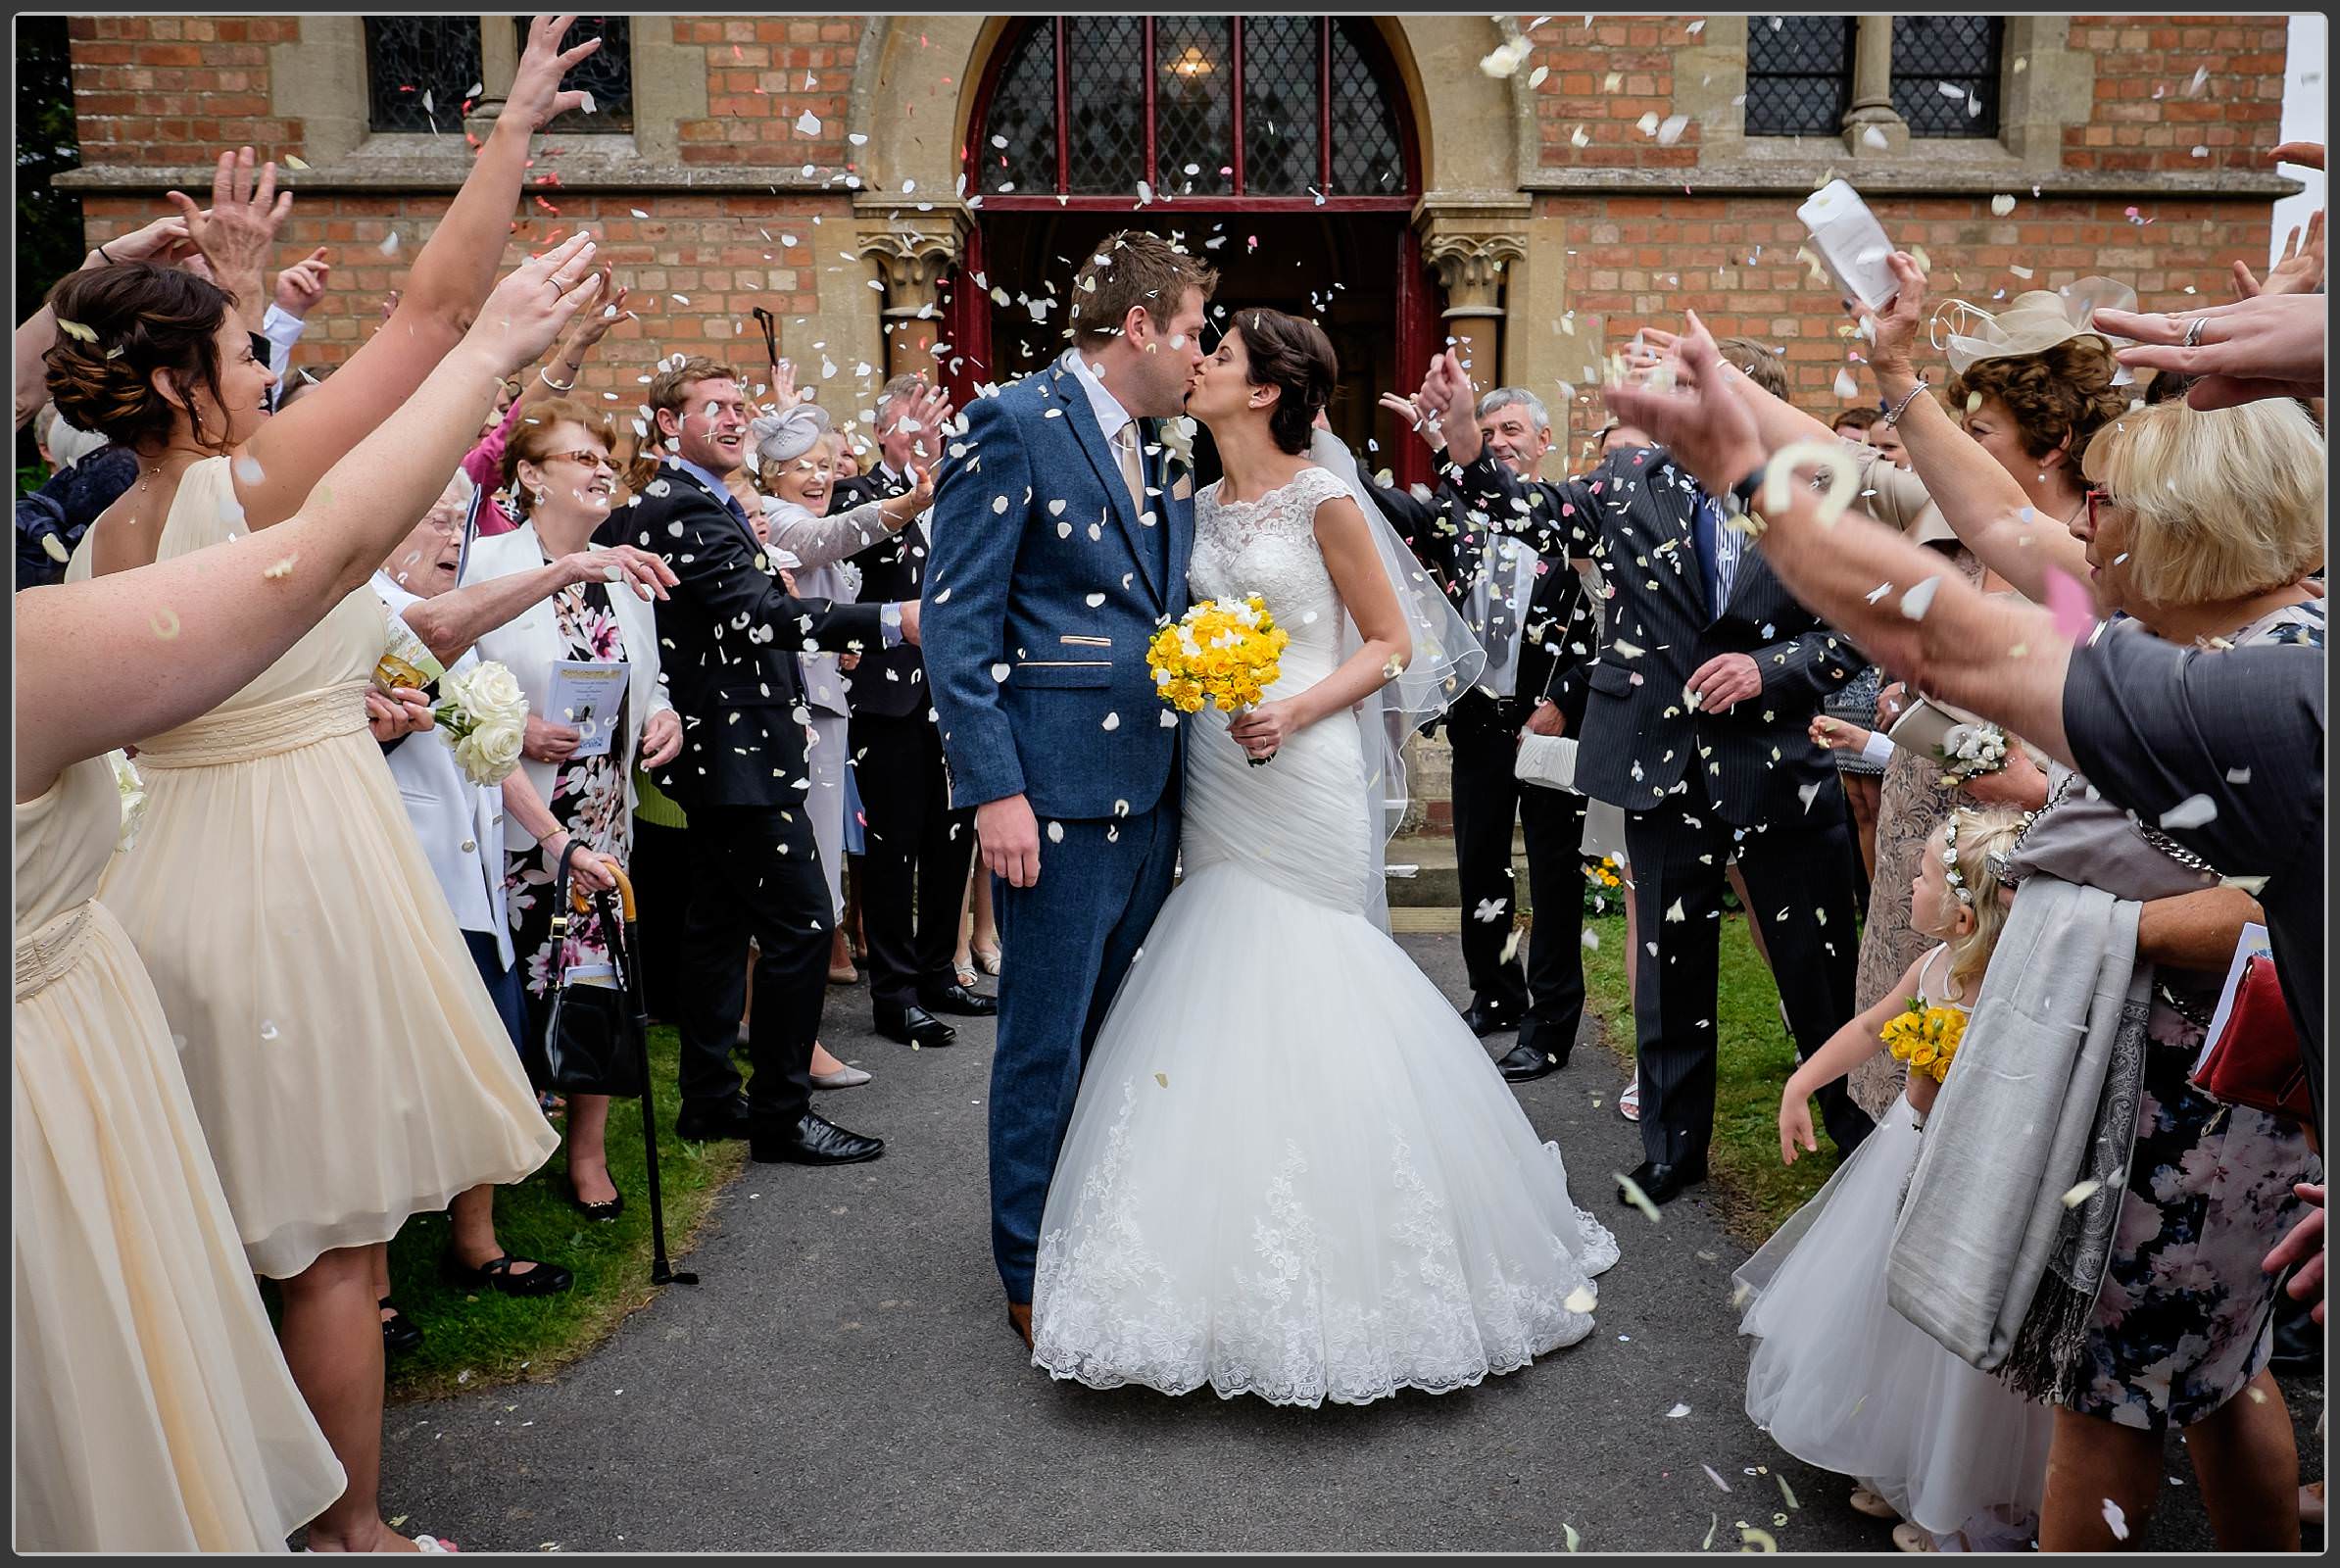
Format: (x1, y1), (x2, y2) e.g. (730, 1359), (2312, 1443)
(1546, 341), (1874, 1204)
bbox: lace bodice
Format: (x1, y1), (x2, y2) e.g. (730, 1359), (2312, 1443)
(1190, 466), (1351, 668)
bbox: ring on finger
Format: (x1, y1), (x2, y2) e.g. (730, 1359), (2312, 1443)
(2181, 317), (2208, 348)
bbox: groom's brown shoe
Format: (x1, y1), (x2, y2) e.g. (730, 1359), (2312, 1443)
(1007, 1299), (1034, 1350)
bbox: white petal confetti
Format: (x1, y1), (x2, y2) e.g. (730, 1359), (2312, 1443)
(2061, 1179), (2104, 1208)
(1045, 820), (1065, 844)
(795, 110), (822, 137)
(1899, 575), (1941, 620)
(1989, 194), (2017, 218)
(2159, 794), (2217, 830)
(1665, 1402), (1691, 1418)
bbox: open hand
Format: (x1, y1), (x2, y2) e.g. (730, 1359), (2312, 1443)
(561, 271), (630, 348)
(1379, 391), (1446, 453)
(2092, 294), (2325, 411)
(2233, 210), (2325, 299)
(1601, 310), (1768, 499)
(900, 381), (955, 466)
(639, 708), (684, 768)
(572, 542), (675, 602)
(91, 213), (195, 269)
(504, 15), (605, 133)
(466, 230), (603, 377)
(168, 148), (291, 306)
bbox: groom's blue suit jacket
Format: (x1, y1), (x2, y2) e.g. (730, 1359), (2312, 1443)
(923, 359), (1194, 821)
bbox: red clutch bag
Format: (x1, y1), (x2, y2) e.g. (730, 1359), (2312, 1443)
(2188, 955), (2314, 1122)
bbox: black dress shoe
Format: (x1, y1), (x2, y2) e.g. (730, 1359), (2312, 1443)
(1495, 1041), (1563, 1083)
(1618, 1157), (1708, 1207)
(675, 1097), (753, 1142)
(380, 1298), (424, 1355)
(1461, 1004), (1519, 1038)
(752, 1111), (886, 1165)
(920, 981), (999, 1017)
(877, 1004), (957, 1049)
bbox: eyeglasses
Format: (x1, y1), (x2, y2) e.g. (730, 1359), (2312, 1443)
(2084, 487), (2120, 529)
(543, 449), (616, 471)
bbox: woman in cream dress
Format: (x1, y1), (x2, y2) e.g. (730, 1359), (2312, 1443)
(54, 30), (604, 1547)
(18, 225), (601, 1548)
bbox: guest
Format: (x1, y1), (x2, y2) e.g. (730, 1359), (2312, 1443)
(1815, 662), (1886, 902)
(747, 386), (939, 1084)
(1605, 309), (2324, 1552)
(624, 354), (909, 1164)
(376, 477), (659, 1331)
(463, 397), (682, 1218)
(837, 372), (994, 1049)
(54, 28), (605, 1548)
(460, 277), (630, 538)
(1412, 368), (1607, 1081)
(1830, 405), (1879, 442)
(259, 246), (329, 403)
(1484, 331), (1870, 1203)
(17, 201), (598, 1558)
(1739, 808), (2049, 1552)
(17, 414), (135, 589)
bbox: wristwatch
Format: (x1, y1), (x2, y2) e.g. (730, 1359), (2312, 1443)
(1729, 463), (1766, 510)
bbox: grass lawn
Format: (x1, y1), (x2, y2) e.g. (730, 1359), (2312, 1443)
(373, 1024), (743, 1401)
(1578, 911), (1844, 1242)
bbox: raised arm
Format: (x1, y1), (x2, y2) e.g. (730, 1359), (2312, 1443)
(1854, 254), (2087, 600)
(772, 470), (932, 568)
(235, 15), (604, 529)
(18, 233), (604, 800)
(17, 213), (196, 429)
(1603, 313), (2080, 766)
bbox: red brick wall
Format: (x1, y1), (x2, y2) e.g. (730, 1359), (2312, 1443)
(671, 14), (861, 169)
(2065, 16), (2290, 172)
(67, 14), (299, 169)
(1539, 192), (2268, 419)
(1523, 14), (1703, 170)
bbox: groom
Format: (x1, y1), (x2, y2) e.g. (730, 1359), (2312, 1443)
(924, 231), (1216, 1348)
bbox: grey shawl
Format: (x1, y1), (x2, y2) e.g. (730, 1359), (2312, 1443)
(1885, 874), (2152, 1395)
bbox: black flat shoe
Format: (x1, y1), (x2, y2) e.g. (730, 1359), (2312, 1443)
(380, 1298), (423, 1355)
(441, 1251), (575, 1298)
(1617, 1157), (1708, 1207)
(565, 1177), (624, 1222)
(675, 1096), (753, 1142)
(1462, 1004), (1519, 1038)
(752, 1111), (886, 1166)
(877, 1004), (957, 1049)
(919, 981), (999, 1017)
(1495, 1040), (1562, 1083)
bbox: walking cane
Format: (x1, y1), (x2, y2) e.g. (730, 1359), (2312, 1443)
(577, 866), (700, 1288)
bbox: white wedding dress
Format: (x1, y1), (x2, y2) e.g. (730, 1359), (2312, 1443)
(1029, 465), (1619, 1407)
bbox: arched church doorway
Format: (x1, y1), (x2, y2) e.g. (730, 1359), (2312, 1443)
(949, 17), (1438, 488)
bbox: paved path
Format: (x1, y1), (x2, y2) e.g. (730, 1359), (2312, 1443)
(380, 932), (2318, 1552)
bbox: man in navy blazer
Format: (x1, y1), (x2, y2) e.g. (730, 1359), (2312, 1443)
(923, 231), (1217, 1349)
(625, 357), (921, 1168)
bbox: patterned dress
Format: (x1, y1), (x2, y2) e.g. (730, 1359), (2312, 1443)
(504, 576), (634, 1037)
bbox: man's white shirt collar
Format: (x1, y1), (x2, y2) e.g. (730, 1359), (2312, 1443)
(1062, 349), (1135, 444)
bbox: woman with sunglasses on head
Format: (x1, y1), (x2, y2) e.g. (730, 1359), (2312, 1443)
(463, 397), (684, 1219)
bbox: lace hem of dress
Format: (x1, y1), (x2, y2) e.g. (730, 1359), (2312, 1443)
(1029, 1081), (1616, 1407)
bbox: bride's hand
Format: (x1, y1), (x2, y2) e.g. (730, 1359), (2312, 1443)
(1229, 700), (1301, 760)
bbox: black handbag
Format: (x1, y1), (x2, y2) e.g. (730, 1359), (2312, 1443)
(540, 849), (648, 1098)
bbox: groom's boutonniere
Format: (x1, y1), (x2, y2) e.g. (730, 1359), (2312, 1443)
(1160, 416), (1197, 501)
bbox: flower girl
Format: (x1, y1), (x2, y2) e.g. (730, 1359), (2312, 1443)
(1735, 807), (2053, 1552)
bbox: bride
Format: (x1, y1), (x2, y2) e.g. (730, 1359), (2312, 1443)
(1029, 309), (1619, 1406)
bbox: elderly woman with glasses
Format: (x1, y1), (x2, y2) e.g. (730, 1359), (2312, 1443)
(461, 397), (685, 1220)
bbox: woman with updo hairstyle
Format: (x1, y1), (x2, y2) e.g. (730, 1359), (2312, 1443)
(52, 26), (608, 1551)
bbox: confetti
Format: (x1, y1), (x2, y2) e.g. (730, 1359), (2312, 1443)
(2159, 795), (2217, 830)
(150, 608), (180, 640)
(1153, 1071), (1168, 1088)
(283, 153), (311, 171)
(1480, 36), (1535, 78)
(2061, 1179), (2104, 1208)
(262, 554), (299, 580)
(795, 110), (822, 137)
(1702, 1464), (1732, 1493)
(1665, 1402), (1691, 1418)
(2101, 1500), (2128, 1541)
(1046, 821), (1065, 844)
(55, 318), (96, 343)
(1562, 1523), (1580, 1552)
(40, 534), (71, 564)
(1563, 1285), (1597, 1314)
(1615, 1173), (1663, 1222)
(1990, 194), (2018, 218)
(1740, 1525), (1778, 1551)
(1899, 575), (1942, 620)
(1654, 114), (1690, 147)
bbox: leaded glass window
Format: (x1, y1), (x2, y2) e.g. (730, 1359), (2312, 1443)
(1243, 16), (1320, 195)
(1064, 17), (1146, 193)
(1329, 23), (1403, 195)
(365, 17), (483, 134)
(983, 24), (1057, 195)
(1891, 17), (2003, 137)
(513, 16), (632, 133)
(1742, 15), (1854, 138)
(1155, 17), (1234, 197)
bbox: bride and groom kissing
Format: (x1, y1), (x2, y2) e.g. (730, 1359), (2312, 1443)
(920, 230), (1620, 1407)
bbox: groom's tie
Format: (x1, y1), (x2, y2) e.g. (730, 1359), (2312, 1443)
(1111, 422), (1146, 520)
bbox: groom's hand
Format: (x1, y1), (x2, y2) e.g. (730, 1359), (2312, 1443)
(978, 793), (1043, 887)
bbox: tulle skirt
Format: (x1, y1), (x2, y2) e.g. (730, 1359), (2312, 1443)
(1735, 1097), (2052, 1547)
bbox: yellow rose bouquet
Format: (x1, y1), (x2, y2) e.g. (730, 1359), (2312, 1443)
(1148, 594), (1290, 763)
(1881, 997), (1967, 1085)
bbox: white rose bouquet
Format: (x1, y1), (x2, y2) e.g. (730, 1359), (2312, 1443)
(436, 662), (529, 785)
(1934, 720), (2009, 788)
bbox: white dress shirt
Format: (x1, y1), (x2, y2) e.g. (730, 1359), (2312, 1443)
(1063, 348), (1136, 445)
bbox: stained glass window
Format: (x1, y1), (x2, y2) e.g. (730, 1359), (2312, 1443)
(1155, 18), (1234, 197)
(1742, 15), (1854, 138)
(1243, 16), (1320, 195)
(1064, 17), (1146, 193)
(1891, 17), (2002, 138)
(365, 17), (483, 134)
(513, 16), (632, 133)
